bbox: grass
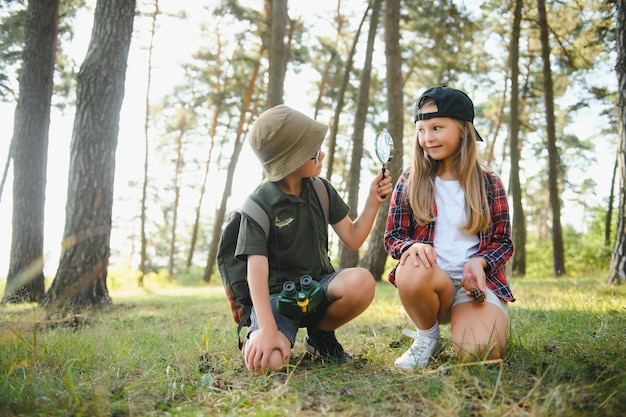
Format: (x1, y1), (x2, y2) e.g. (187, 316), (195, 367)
(1, 274), (625, 417)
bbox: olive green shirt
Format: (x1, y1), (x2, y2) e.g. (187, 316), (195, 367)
(235, 177), (350, 295)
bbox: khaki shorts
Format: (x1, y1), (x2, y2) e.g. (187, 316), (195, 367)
(437, 279), (508, 325)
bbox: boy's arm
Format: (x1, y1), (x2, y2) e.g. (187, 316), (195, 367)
(247, 254), (275, 332)
(245, 255), (290, 371)
(332, 171), (392, 250)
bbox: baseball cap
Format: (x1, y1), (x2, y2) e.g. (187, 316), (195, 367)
(413, 86), (483, 141)
(248, 104), (328, 181)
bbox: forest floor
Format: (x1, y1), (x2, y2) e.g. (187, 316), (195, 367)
(1, 274), (625, 416)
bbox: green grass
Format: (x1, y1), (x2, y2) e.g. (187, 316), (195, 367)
(1, 274), (625, 416)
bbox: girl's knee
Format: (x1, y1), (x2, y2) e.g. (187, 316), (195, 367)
(395, 264), (436, 293)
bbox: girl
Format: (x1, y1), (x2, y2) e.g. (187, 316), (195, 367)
(384, 86), (515, 369)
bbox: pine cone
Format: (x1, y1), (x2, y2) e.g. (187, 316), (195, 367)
(470, 288), (485, 303)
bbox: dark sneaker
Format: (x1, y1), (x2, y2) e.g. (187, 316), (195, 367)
(304, 328), (353, 364)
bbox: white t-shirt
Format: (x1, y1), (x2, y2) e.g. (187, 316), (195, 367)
(433, 177), (480, 280)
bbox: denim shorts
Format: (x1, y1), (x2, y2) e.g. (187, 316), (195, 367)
(245, 271), (341, 346)
(437, 278), (508, 325)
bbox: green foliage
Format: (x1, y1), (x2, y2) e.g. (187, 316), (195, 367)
(525, 202), (615, 277)
(1, 275), (625, 416)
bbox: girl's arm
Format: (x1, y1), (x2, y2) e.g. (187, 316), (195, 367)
(475, 172), (514, 272)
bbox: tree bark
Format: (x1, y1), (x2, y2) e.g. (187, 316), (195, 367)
(45, 0), (136, 308)
(325, 4), (370, 181)
(537, 0), (565, 276)
(267, 0), (288, 107)
(608, 0), (626, 285)
(4, 0), (59, 303)
(139, 0), (159, 287)
(509, 0), (526, 276)
(361, 0), (404, 281)
(339, 0), (382, 268)
(203, 66), (260, 282)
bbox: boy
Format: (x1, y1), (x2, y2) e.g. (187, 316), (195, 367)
(238, 104), (392, 372)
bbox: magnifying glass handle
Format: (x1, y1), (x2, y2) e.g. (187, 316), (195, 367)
(381, 165), (387, 198)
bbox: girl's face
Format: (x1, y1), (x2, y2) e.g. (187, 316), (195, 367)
(416, 103), (462, 168)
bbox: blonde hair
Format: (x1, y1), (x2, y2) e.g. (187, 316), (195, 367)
(406, 98), (490, 234)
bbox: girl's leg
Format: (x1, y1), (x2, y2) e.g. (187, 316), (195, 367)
(449, 301), (508, 361)
(315, 267), (376, 330)
(394, 263), (455, 329)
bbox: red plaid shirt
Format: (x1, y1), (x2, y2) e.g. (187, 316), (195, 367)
(384, 170), (515, 302)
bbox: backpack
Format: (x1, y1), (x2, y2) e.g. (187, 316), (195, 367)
(217, 177), (329, 344)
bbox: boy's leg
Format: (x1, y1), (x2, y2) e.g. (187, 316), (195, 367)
(315, 267), (376, 330)
(449, 297), (508, 361)
(304, 268), (375, 363)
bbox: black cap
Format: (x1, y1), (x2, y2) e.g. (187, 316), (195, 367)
(413, 86), (483, 141)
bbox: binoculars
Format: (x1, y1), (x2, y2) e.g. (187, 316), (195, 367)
(276, 275), (324, 316)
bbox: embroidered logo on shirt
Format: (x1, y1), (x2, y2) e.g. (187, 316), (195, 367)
(274, 216), (294, 229)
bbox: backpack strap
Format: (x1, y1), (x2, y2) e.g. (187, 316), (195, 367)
(240, 197), (270, 238)
(311, 177), (329, 225)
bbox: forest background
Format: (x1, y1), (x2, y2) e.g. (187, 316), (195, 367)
(0, 0), (620, 302)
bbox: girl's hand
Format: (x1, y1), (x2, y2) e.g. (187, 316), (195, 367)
(400, 242), (437, 268)
(461, 257), (487, 302)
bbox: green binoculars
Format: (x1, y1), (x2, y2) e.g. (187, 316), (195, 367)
(276, 275), (324, 316)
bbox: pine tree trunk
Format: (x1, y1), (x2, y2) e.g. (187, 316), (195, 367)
(4, 0), (59, 303)
(46, 0), (136, 308)
(339, 0), (381, 269)
(537, 0), (566, 276)
(361, 0), (403, 281)
(509, 0), (526, 276)
(267, 0), (287, 107)
(608, 0), (626, 285)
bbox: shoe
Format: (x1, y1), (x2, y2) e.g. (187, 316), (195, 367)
(394, 329), (444, 369)
(304, 328), (353, 364)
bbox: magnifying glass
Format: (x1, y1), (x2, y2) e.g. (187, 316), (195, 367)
(374, 129), (394, 198)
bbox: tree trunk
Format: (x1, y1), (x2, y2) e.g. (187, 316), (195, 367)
(46, 0), (136, 308)
(267, 0), (287, 107)
(203, 66), (260, 282)
(188, 105), (219, 269)
(4, 0), (59, 303)
(139, 0), (160, 287)
(509, 0), (526, 276)
(606, 154), (617, 246)
(537, 0), (565, 276)
(360, 0), (403, 281)
(168, 129), (185, 279)
(608, 0), (626, 285)
(325, 4), (370, 180)
(339, 0), (381, 268)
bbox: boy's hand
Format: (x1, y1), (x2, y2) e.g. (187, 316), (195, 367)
(244, 328), (290, 373)
(371, 170), (393, 202)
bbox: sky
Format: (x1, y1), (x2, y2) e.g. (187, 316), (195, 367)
(0, 0), (618, 280)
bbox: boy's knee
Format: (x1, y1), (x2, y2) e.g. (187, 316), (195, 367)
(352, 268), (376, 301)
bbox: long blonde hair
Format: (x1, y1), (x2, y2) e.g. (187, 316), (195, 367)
(406, 99), (490, 234)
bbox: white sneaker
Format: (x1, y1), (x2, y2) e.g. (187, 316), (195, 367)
(394, 329), (444, 369)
